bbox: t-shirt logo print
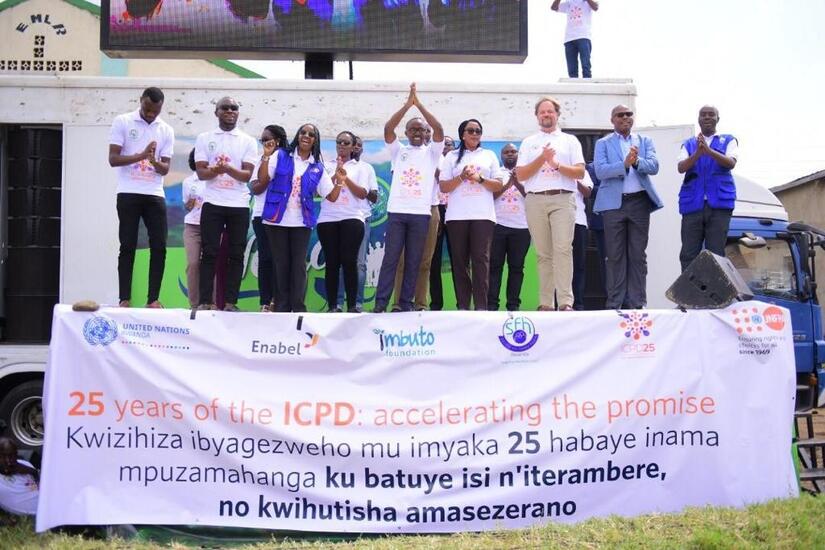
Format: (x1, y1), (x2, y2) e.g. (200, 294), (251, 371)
(569, 5), (583, 25)
(540, 162), (560, 178)
(401, 168), (422, 188)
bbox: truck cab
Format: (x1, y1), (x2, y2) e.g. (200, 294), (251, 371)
(724, 180), (825, 409)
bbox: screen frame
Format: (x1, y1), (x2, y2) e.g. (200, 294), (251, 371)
(100, 1), (528, 64)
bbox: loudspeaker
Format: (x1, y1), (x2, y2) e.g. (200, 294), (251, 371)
(666, 250), (753, 309)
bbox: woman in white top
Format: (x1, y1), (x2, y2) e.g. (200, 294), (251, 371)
(259, 124), (337, 312)
(249, 124), (288, 311)
(318, 131), (369, 312)
(438, 119), (503, 310)
(181, 148), (205, 308)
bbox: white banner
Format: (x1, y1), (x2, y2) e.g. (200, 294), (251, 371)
(37, 303), (798, 532)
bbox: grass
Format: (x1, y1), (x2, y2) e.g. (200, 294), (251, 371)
(1, 495), (824, 549)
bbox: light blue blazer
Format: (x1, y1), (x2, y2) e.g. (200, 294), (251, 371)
(592, 133), (663, 213)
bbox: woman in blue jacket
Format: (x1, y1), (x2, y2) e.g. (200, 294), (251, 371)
(260, 124), (338, 312)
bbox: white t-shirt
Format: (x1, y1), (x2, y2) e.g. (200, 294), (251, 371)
(575, 170), (594, 227)
(677, 134), (740, 161)
(439, 147), (501, 223)
(318, 159), (376, 223)
(182, 173), (205, 225)
(108, 110), (175, 197)
(249, 158), (272, 218)
(260, 152), (334, 228)
(0, 460), (38, 516)
(516, 129), (585, 193)
(557, 0), (594, 43)
(194, 127), (258, 208)
(386, 139), (445, 215)
(494, 167), (528, 229)
(356, 160), (379, 219)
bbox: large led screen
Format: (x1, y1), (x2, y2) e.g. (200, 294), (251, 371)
(102, 0), (526, 62)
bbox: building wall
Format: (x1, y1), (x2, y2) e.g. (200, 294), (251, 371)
(775, 180), (825, 305)
(0, 0), (244, 78)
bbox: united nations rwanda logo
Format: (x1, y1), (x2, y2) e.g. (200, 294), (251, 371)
(82, 316), (118, 346)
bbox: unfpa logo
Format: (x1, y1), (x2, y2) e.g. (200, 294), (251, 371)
(499, 316), (539, 352)
(619, 312), (653, 340)
(82, 316), (118, 346)
(731, 305), (785, 334)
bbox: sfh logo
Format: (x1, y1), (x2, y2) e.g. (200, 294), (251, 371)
(731, 305), (786, 334)
(499, 315), (539, 352)
(619, 312), (653, 340)
(82, 316), (118, 346)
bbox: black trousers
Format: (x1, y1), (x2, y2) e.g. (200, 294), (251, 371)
(199, 203), (250, 306)
(602, 193), (652, 309)
(317, 219), (365, 310)
(446, 219), (495, 310)
(571, 223), (588, 310)
(680, 204), (733, 271)
(117, 193), (167, 303)
(252, 217), (274, 306)
(488, 224), (532, 311)
(266, 225), (311, 312)
(429, 204), (453, 311)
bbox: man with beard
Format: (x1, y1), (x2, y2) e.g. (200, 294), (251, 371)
(515, 96), (585, 311)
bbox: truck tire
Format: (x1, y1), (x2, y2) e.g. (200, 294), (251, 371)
(0, 380), (44, 450)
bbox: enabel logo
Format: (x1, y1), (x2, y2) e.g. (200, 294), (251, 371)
(373, 325), (436, 358)
(499, 315), (539, 352)
(250, 316), (320, 356)
(83, 316), (118, 346)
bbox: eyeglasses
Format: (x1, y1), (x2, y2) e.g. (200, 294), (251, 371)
(464, 128), (482, 135)
(336, 140), (352, 146)
(407, 127), (426, 133)
(219, 104), (239, 111)
(299, 130), (317, 138)
(615, 111), (634, 118)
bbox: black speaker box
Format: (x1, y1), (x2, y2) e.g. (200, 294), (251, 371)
(666, 250), (753, 309)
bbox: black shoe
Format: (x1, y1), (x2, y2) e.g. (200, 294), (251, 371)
(372, 305), (386, 313)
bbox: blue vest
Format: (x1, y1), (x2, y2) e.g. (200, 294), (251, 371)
(678, 134), (737, 215)
(261, 149), (324, 227)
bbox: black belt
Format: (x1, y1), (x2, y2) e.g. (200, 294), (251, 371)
(622, 191), (647, 197)
(528, 189), (572, 196)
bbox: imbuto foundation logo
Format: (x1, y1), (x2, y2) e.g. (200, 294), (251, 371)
(373, 325), (436, 358)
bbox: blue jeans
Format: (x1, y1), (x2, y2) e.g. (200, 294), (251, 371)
(374, 212), (431, 311)
(338, 219), (370, 307)
(564, 38), (592, 78)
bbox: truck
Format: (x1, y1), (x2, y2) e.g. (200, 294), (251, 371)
(0, 76), (822, 450)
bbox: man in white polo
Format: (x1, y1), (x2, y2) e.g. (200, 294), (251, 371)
(108, 87), (174, 308)
(515, 96), (585, 311)
(194, 96), (257, 312)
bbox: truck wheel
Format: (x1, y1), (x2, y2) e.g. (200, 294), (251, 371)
(0, 380), (44, 450)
